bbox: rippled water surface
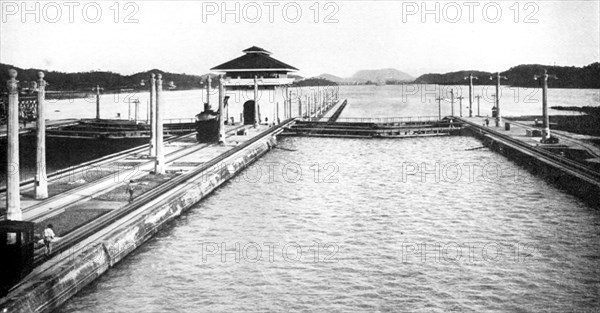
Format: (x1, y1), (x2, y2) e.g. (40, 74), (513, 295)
(58, 134), (600, 312)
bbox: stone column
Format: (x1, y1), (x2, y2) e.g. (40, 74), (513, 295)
(35, 71), (48, 199)
(6, 69), (21, 220)
(155, 74), (165, 175)
(149, 74), (156, 156)
(541, 70), (551, 141)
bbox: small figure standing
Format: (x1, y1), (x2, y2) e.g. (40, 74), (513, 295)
(485, 118), (490, 127)
(126, 180), (135, 203)
(43, 224), (55, 256)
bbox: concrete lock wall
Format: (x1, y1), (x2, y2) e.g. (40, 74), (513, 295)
(1, 134), (278, 313)
(465, 128), (600, 207)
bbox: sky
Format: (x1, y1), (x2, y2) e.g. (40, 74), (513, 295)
(1, 0), (599, 78)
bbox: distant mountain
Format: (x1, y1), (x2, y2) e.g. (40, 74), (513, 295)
(288, 74), (305, 82)
(292, 78), (338, 87)
(351, 68), (414, 83)
(414, 63), (600, 89)
(315, 73), (347, 83)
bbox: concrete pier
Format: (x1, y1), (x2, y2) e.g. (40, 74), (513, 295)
(0, 121), (292, 312)
(458, 116), (600, 206)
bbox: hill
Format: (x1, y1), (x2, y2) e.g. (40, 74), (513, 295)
(414, 70), (493, 85)
(0, 63), (209, 93)
(351, 68), (414, 83)
(315, 73), (347, 84)
(292, 78), (338, 87)
(414, 63), (600, 88)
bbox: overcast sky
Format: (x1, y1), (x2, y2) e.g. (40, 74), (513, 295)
(1, 1), (599, 78)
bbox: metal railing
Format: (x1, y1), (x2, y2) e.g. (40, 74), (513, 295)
(335, 116), (442, 123)
(135, 118), (197, 124)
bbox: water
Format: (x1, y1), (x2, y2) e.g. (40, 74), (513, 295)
(57, 141), (600, 311)
(339, 85), (600, 118)
(45, 86), (599, 312)
(38, 85), (600, 121)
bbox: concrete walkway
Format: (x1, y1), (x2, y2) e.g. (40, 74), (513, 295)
(0, 124), (249, 221)
(462, 116), (600, 166)
(25, 123), (272, 276)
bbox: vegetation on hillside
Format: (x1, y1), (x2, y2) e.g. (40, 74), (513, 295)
(414, 63), (600, 89)
(292, 78), (338, 87)
(0, 63), (215, 94)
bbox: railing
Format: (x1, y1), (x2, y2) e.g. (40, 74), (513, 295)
(223, 77), (295, 86)
(135, 118), (197, 124)
(335, 116), (442, 123)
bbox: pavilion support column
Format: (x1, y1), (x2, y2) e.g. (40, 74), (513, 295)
(149, 74), (156, 157)
(35, 72), (48, 199)
(218, 76), (226, 144)
(253, 75), (259, 127)
(287, 90), (292, 119)
(309, 93), (312, 118)
(206, 76), (211, 109)
(298, 93), (302, 117)
(155, 74), (165, 175)
(6, 69), (21, 220)
(282, 94), (287, 120)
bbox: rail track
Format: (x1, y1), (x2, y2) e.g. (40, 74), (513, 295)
(32, 119), (293, 266)
(458, 117), (600, 184)
(1, 125), (249, 221)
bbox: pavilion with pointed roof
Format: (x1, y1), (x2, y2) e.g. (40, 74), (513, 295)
(211, 46), (298, 125)
(211, 46), (298, 85)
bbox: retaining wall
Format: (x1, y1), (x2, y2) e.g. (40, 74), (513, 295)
(0, 134), (278, 313)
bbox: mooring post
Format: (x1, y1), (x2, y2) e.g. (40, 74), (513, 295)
(491, 72), (508, 127)
(218, 76), (226, 144)
(253, 75), (259, 127)
(35, 71), (48, 199)
(450, 89), (455, 116)
(93, 85), (103, 120)
(6, 69), (21, 220)
(149, 74), (156, 157)
(535, 69), (558, 142)
(465, 73), (478, 117)
(475, 95), (481, 117)
(155, 74), (165, 175)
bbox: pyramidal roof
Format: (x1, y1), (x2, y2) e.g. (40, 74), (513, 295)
(211, 46), (298, 72)
(242, 46), (272, 55)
